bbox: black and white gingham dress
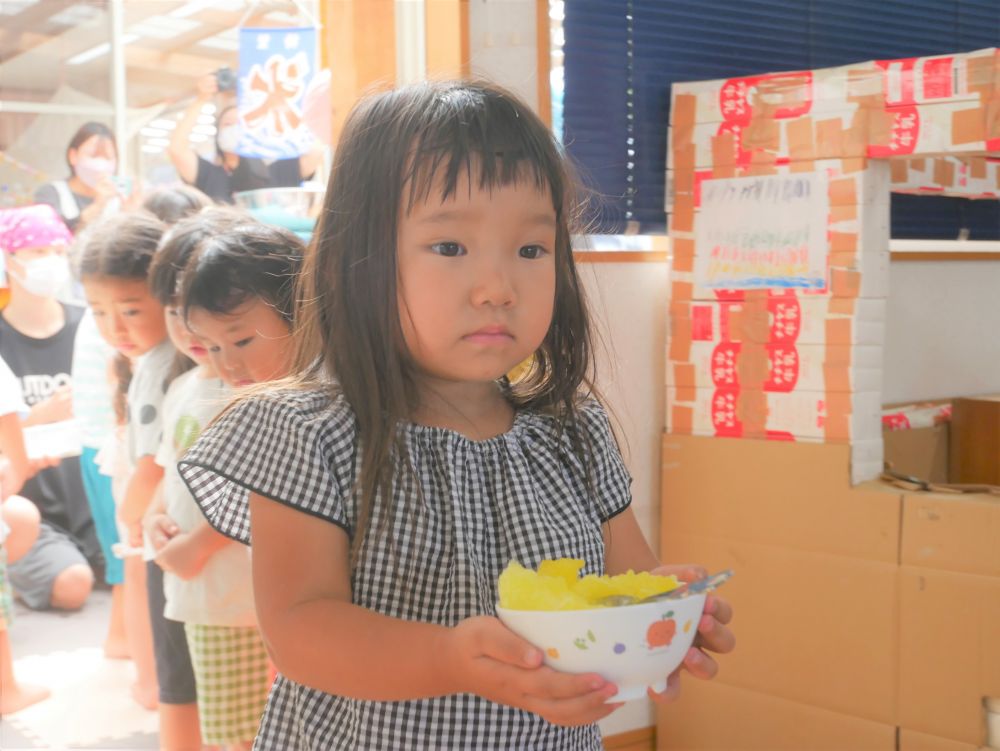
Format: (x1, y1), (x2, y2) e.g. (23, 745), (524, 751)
(179, 388), (632, 750)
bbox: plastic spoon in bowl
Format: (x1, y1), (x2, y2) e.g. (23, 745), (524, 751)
(597, 569), (733, 607)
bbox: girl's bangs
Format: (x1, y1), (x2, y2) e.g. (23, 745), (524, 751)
(402, 91), (559, 213)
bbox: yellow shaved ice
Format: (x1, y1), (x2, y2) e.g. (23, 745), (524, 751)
(498, 558), (681, 611)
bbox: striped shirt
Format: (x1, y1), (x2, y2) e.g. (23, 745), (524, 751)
(179, 388), (631, 750)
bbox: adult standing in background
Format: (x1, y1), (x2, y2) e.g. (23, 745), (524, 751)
(168, 72), (323, 204)
(33, 122), (125, 235)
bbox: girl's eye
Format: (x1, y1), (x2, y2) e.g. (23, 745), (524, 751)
(519, 245), (547, 259)
(234, 337), (254, 348)
(208, 345), (221, 353)
(430, 242), (465, 257)
(122, 309), (140, 317)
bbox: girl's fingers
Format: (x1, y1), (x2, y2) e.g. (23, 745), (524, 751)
(695, 611), (736, 655)
(475, 619), (542, 669)
(526, 685), (622, 726)
(650, 563), (708, 583)
(681, 647), (718, 681)
(525, 666), (610, 701)
(705, 594), (733, 625)
(647, 669), (683, 704)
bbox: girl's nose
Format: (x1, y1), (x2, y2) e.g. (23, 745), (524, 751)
(471, 259), (516, 308)
(110, 313), (127, 337)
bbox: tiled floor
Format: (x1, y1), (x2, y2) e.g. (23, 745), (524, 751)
(1, 589), (159, 750)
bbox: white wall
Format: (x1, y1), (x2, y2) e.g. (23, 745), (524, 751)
(578, 257), (669, 736)
(468, 0), (539, 111)
(883, 259), (1000, 403)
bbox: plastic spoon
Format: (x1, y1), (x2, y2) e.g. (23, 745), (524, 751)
(597, 569), (733, 607)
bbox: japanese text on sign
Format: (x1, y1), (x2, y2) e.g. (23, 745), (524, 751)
(694, 172), (829, 290)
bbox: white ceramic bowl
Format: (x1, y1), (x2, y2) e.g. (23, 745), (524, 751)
(496, 593), (706, 703)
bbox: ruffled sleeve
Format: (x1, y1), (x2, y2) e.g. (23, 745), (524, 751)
(178, 388), (356, 544)
(575, 399), (633, 522)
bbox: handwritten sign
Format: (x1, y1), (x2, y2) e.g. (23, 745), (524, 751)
(694, 172), (829, 290)
(237, 27), (317, 160)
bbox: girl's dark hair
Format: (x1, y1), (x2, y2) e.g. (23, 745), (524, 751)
(66, 122), (117, 175)
(78, 210), (166, 281)
(149, 207), (250, 306)
(293, 79), (597, 562)
(179, 221), (305, 326)
(150, 208), (250, 382)
(142, 186), (214, 225)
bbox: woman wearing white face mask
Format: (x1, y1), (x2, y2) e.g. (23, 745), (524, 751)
(168, 72), (324, 204)
(0, 204), (101, 614)
(34, 122), (124, 234)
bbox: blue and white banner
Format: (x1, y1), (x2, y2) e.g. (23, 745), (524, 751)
(236, 26), (317, 160)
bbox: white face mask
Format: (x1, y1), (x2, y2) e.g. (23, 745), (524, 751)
(216, 125), (242, 155)
(75, 156), (116, 189)
(9, 255), (71, 299)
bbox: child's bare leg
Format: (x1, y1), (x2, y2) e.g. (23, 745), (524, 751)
(158, 701), (202, 751)
(123, 556), (158, 710)
(2, 495), (40, 564)
(0, 628), (49, 714)
(104, 583), (129, 659)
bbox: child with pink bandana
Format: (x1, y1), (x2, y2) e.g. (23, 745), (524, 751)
(0, 204), (100, 612)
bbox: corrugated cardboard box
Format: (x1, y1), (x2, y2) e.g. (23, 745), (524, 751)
(660, 436), (900, 723)
(662, 532), (898, 724)
(657, 679), (896, 751)
(897, 493), (1000, 745)
(898, 565), (1000, 745)
(666, 386), (882, 442)
(950, 395), (1000, 485)
(898, 728), (980, 751)
(660, 434), (899, 560)
(883, 424), (950, 484)
(668, 297), (886, 346)
(666, 341), (882, 393)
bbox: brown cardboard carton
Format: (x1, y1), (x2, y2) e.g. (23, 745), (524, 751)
(901, 492), (1000, 577)
(661, 434), (900, 561)
(898, 728), (980, 751)
(951, 396), (1000, 484)
(883, 424), (950, 484)
(899, 565), (1000, 745)
(657, 679), (896, 751)
(660, 532), (898, 724)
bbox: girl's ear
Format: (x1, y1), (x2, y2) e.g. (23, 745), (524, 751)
(67, 147), (79, 169)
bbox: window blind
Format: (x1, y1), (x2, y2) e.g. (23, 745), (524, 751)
(562, 0), (1000, 237)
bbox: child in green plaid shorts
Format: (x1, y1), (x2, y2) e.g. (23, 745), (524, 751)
(144, 214), (302, 748)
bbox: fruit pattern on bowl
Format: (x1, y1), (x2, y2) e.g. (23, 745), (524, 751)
(542, 607), (693, 662)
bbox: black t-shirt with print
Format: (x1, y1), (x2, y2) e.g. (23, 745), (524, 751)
(0, 304), (101, 566)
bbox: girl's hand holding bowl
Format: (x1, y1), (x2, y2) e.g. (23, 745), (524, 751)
(645, 564), (735, 703)
(494, 560), (734, 704)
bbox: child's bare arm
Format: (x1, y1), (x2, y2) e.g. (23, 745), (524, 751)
(156, 521), (237, 580)
(602, 506), (660, 576)
(120, 456), (164, 525)
(249, 491), (619, 725)
(155, 519), (233, 580)
(142, 484), (176, 552)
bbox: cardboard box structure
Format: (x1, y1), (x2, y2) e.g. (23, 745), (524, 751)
(950, 395), (1000, 484)
(666, 47), (1000, 485)
(662, 48), (1000, 750)
(657, 435), (1000, 750)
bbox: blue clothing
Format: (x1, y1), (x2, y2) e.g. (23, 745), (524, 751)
(79, 446), (123, 586)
